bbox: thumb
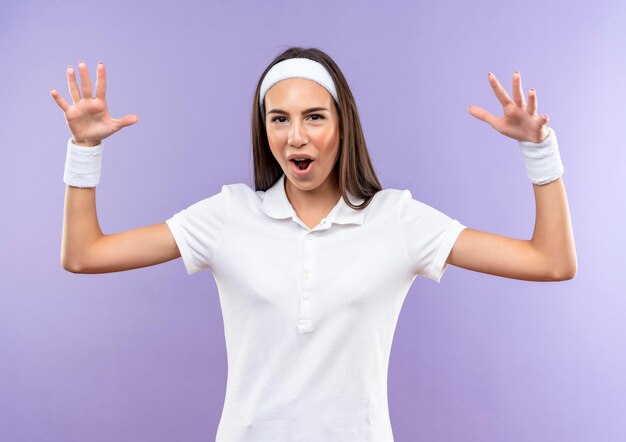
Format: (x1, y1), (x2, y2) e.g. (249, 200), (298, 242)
(118, 114), (140, 128)
(467, 105), (497, 127)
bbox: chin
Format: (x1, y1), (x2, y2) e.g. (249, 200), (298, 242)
(290, 178), (317, 188)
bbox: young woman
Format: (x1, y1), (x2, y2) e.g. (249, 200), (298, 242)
(52, 47), (576, 441)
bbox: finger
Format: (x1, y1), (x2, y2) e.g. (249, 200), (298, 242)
(527, 88), (537, 115)
(488, 72), (513, 107)
(49, 88), (70, 112)
(114, 114), (140, 128)
(78, 61), (93, 99)
(67, 65), (81, 103)
(512, 70), (526, 108)
(467, 105), (501, 129)
(95, 61), (106, 100)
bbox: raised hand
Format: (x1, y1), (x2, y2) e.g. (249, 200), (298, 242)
(50, 61), (139, 147)
(468, 71), (550, 143)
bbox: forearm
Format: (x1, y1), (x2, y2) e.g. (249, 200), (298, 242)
(61, 185), (104, 270)
(529, 177), (577, 278)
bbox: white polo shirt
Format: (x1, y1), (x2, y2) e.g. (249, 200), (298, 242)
(165, 173), (467, 442)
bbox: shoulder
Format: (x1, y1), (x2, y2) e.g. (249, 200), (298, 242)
(371, 188), (446, 222)
(221, 182), (254, 195)
(355, 188), (413, 224)
(369, 187), (413, 209)
(219, 182), (266, 206)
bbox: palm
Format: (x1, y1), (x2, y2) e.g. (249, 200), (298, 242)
(65, 98), (116, 142)
(468, 71), (550, 143)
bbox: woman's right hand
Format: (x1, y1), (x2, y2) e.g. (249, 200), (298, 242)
(50, 61), (139, 147)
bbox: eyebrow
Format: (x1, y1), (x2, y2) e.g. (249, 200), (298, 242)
(266, 107), (329, 116)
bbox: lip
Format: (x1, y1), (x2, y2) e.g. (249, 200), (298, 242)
(287, 153), (316, 161)
(290, 158), (315, 176)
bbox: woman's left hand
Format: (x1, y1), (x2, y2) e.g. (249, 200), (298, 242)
(468, 71), (550, 143)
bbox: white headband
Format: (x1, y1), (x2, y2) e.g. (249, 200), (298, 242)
(259, 58), (339, 118)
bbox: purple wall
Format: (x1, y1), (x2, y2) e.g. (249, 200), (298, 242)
(1, 0), (625, 440)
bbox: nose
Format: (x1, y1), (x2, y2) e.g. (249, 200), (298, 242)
(288, 119), (309, 147)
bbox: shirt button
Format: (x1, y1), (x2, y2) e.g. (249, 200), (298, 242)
(307, 236), (313, 241)
(303, 292), (310, 300)
(304, 271), (311, 279)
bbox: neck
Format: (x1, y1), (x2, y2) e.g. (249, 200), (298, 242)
(284, 171), (341, 214)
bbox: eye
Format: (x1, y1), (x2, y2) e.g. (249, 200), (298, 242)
(270, 114), (325, 123)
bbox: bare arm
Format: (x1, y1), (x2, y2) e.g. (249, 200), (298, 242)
(528, 177), (577, 278)
(83, 223), (180, 274)
(445, 177), (576, 281)
(53, 61), (182, 273)
(69, 223), (180, 274)
(61, 185), (181, 274)
(447, 71), (577, 281)
(60, 185), (103, 270)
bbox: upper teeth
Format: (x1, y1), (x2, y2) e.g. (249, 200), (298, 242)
(294, 158), (308, 161)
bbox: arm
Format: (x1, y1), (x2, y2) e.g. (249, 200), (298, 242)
(55, 61), (180, 273)
(528, 177), (577, 278)
(447, 71), (577, 282)
(446, 177), (577, 281)
(61, 184), (181, 274)
(61, 185), (103, 270)
(70, 222), (181, 274)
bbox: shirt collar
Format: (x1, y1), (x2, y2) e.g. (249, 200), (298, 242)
(261, 174), (365, 226)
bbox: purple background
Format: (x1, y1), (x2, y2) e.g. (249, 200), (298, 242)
(1, 0), (625, 440)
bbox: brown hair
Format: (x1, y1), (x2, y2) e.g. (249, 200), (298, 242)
(251, 46), (382, 210)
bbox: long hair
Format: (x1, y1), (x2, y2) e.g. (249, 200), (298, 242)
(251, 47), (382, 210)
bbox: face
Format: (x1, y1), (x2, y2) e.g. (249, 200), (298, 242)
(264, 78), (340, 195)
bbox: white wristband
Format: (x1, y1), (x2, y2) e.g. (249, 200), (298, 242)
(63, 137), (104, 188)
(518, 127), (564, 185)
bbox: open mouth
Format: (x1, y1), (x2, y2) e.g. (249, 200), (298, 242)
(290, 159), (314, 171)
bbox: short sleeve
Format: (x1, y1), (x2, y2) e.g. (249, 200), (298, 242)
(397, 189), (467, 283)
(165, 185), (231, 275)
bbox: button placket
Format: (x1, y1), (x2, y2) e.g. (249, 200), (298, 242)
(298, 233), (315, 333)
